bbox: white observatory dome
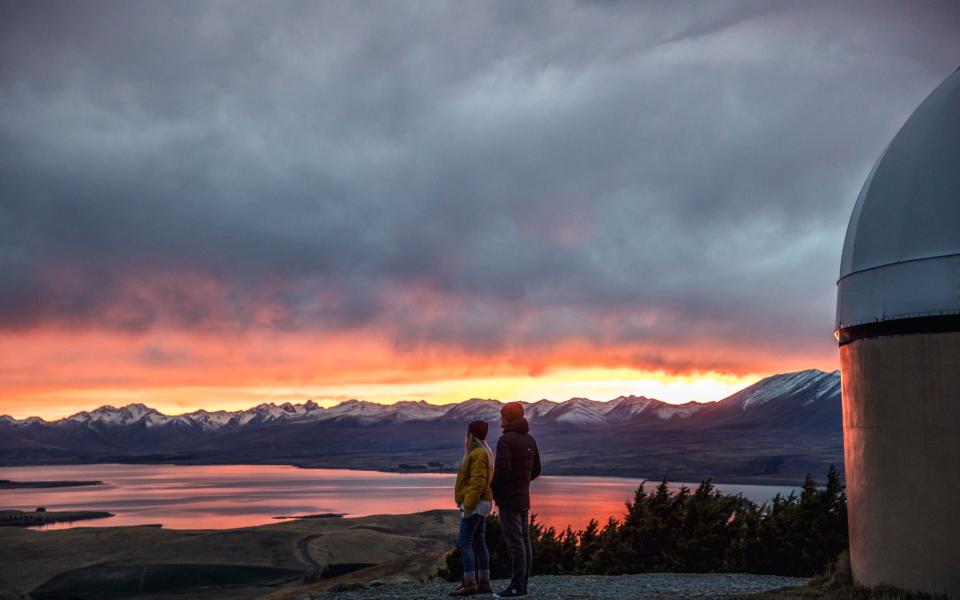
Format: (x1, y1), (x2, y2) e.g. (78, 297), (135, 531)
(836, 67), (960, 342)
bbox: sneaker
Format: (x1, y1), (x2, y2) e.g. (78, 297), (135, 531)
(494, 585), (526, 598)
(449, 579), (478, 596)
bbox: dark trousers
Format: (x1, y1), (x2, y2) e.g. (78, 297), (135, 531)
(499, 509), (531, 589)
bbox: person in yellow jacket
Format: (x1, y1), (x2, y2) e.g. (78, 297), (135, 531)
(449, 420), (494, 596)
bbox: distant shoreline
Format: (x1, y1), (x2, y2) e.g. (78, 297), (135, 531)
(272, 512), (344, 520)
(0, 509), (113, 527)
(0, 460), (811, 487)
(0, 479), (104, 489)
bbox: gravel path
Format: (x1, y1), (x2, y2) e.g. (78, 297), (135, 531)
(310, 574), (809, 599)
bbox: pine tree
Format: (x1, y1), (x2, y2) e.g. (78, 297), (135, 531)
(441, 467), (849, 581)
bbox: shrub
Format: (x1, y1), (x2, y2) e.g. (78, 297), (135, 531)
(440, 466), (848, 580)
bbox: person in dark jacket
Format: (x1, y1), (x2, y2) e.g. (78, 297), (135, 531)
(491, 401), (541, 598)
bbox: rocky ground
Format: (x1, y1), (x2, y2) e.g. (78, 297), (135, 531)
(305, 573), (810, 599)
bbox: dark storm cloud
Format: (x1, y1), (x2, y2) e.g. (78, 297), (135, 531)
(1, 0), (959, 364)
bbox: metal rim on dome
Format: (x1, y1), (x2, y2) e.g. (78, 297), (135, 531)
(836, 313), (960, 346)
(835, 66), (960, 344)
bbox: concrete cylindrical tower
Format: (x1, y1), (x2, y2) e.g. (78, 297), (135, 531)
(836, 67), (960, 596)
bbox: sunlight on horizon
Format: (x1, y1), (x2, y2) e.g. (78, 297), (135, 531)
(13, 368), (764, 419)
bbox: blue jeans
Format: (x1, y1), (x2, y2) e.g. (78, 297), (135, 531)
(457, 512), (489, 578)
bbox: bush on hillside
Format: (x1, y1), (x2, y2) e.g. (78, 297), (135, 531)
(440, 466), (847, 580)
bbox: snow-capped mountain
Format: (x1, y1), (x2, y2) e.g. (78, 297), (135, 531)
(734, 369), (840, 411)
(383, 400), (451, 422)
(522, 399), (560, 420)
(439, 398), (502, 422)
(681, 369), (842, 432)
(321, 399), (450, 423)
(1, 369), (841, 431)
(0, 369), (843, 483)
(604, 395), (703, 423)
(536, 397), (612, 426)
(0, 369), (844, 482)
(178, 409), (237, 431)
(65, 403), (168, 427)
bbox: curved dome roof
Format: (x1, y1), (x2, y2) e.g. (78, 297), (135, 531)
(836, 67), (960, 335)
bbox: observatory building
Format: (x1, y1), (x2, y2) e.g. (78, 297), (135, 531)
(836, 66), (960, 595)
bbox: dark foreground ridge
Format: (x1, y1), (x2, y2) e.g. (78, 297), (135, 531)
(303, 574), (809, 599)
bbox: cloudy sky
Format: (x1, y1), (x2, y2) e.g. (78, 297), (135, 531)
(2, 1), (958, 418)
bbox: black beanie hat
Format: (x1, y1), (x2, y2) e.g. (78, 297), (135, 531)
(500, 401), (524, 422)
(468, 420), (489, 441)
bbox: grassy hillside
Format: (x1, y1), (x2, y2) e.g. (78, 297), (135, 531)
(0, 510), (457, 599)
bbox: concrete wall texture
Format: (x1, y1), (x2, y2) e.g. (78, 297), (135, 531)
(841, 331), (960, 596)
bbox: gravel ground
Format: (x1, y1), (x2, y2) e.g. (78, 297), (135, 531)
(310, 574), (810, 599)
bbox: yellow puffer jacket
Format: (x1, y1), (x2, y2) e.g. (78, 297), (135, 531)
(454, 446), (493, 511)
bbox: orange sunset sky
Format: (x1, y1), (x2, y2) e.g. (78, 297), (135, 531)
(3, 321), (836, 419)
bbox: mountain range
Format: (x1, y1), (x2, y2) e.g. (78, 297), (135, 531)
(0, 369), (843, 484)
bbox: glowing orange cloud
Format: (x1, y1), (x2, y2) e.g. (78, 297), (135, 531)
(0, 319), (837, 419)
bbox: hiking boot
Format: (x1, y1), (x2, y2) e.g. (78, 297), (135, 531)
(449, 579), (479, 596)
(477, 578), (492, 594)
(494, 585), (526, 598)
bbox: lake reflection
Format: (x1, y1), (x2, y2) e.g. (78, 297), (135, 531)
(0, 464), (796, 531)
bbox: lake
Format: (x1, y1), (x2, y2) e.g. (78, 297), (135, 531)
(0, 464), (796, 531)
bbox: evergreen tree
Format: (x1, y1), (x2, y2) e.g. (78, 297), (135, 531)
(441, 467), (848, 581)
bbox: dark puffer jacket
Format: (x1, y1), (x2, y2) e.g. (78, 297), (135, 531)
(491, 417), (541, 512)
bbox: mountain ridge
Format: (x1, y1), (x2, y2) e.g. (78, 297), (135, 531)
(1, 368), (839, 429)
(0, 369), (844, 484)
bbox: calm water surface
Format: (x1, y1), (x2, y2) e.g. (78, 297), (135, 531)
(0, 464), (796, 531)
